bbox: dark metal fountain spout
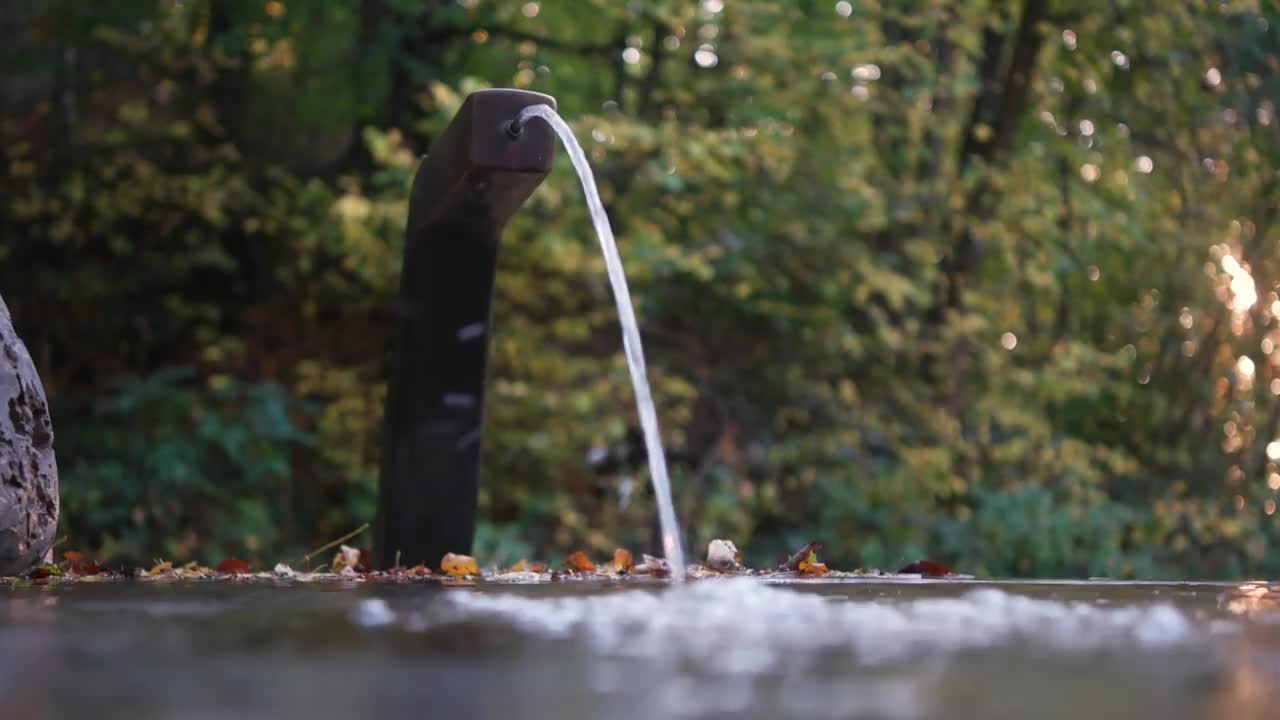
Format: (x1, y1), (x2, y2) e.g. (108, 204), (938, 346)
(374, 89), (556, 569)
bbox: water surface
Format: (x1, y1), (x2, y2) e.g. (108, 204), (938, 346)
(3, 578), (1279, 719)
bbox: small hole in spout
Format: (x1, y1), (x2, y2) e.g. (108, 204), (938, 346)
(504, 120), (523, 139)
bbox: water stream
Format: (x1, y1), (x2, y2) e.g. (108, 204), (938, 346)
(514, 104), (686, 579)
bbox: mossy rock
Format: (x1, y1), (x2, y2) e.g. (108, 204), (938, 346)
(0, 294), (58, 576)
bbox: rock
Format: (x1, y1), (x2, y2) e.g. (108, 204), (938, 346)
(706, 539), (743, 571)
(0, 294), (58, 576)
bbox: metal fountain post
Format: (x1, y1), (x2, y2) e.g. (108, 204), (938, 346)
(374, 89), (556, 569)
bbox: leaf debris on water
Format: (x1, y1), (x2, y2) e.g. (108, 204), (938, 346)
(215, 558), (250, 575)
(1, 539), (967, 586)
(441, 553), (480, 577)
(611, 548), (635, 574)
(780, 541), (821, 572)
(897, 560), (954, 577)
(566, 551), (596, 574)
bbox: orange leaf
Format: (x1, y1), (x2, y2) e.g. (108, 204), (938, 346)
(62, 551), (101, 576)
(796, 549), (830, 576)
(800, 561), (829, 576)
(441, 553), (479, 577)
(611, 548), (635, 574)
(530, 562), (547, 573)
(216, 558), (250, 575)
(566, 551), (596, 573)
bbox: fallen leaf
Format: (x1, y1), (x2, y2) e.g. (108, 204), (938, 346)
(780, 542), (821, 572)
(611, 548), (635, 574)
(685, 564), (721, 579)
(441, 552), (479, 577)
(215, 558), (250, 575)
(62, 551), (101, 576)
(530, 562), (546, 573)
(488, 569), (544, 583)
(148, 560), (173, 575)
(897, 560), (953, 577)
(633, 554), (671, 576)
(28, 563), (62, 579)
(566, 551), (596, 573)
(331, 544), (361, 574)
(507, 559), (528, 573)
(1221, 583), (1280, 617)
(174, 562), (214, 579)
(800, 559), (829, 576)
(706, 539), (742, 571)
(409, 564), (430, 577)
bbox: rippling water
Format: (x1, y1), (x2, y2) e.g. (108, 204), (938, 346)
(3, 578), (1279, 719)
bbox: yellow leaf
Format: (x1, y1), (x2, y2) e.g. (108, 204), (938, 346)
(611, 548), (634, 574)
(507, 558), (528, 573)
(441, 552), (479, 577)
(797, 550), (829, 576)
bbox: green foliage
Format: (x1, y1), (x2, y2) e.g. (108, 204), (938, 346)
(4, 0), (1280, 578)
(57, 368), (314, 565)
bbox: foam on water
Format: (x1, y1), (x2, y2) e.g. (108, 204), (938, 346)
(354, 578), (1215, 668)
(346, 580), (1245, 718)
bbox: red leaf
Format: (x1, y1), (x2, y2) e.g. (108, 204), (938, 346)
(215, 558), (250, 575)
(898, 560), (952, 577)
(62, 551), (101, 575)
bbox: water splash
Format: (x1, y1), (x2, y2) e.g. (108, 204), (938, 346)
(515, 104), (686, 579)
(357, 578), (1223, 662)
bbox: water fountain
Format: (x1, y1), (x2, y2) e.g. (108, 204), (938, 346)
(373, 89), (685, 577)
(5, 86), (1280, 720)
